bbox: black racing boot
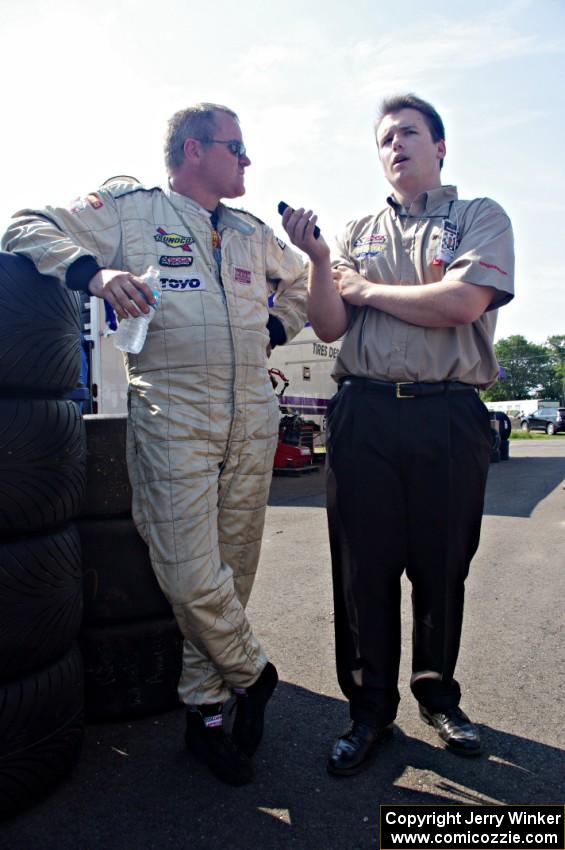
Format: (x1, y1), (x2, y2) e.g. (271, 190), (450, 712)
(185, 703), (254, 786)
(232, 662), (279, 757)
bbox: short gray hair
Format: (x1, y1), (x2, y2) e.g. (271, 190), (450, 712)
(164, 103), (239, 173)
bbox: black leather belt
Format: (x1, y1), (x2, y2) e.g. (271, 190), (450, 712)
(339, 376), (477, 398)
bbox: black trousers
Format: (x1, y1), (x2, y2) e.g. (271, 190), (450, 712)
(326, 379), (492, 728)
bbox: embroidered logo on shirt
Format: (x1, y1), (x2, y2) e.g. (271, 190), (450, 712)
(160, 277), (203, 291)
(159, 255), (194, 268)
(154, 227), (194, 252)
(352, 234), (387, 258)
(234, 267), (252, 284)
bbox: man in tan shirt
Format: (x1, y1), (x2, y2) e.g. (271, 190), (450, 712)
(283, 94), (514, 776)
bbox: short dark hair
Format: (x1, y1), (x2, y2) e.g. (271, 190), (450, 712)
(164, 103), (239, 173)
(375, 94), (445, 168)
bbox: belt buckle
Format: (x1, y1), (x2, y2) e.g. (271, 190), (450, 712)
(396, 381), (415, 399)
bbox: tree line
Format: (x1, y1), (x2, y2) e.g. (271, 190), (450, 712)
(482, 335), (565, 403)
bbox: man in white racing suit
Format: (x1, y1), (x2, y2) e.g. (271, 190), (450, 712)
(2, 103), (308, 786)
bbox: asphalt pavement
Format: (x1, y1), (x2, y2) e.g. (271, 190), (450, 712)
(2, 439), (564, 849)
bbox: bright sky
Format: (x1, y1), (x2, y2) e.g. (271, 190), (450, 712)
(1, 0), (563, 343)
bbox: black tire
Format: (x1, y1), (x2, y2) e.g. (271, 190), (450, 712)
(81, 415), (131, 517)
(0, 525), (83, 679)
(80, 618), (183, 720)
(546, 423), (556, 435)
(490, 427), (501, 463)
(521, 420), (530, 432)
(0, 644), (84, 820)
(78, 517), (171, 624)
(0, 252), (81, 396)
(493, 411), (512, 439)
(0, 398), (86, 536)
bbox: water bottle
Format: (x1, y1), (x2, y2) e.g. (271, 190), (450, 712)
(114, 266), (161, 354)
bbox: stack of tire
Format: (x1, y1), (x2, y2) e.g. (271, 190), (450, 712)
(0, 253), (86, 819)
(78, 412), (183, 720)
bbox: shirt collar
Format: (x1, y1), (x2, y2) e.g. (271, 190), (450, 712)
(386, 185), (459, 216)
(164, 186), (256, 234)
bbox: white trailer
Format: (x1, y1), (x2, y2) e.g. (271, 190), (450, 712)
(82, 297), (128, 415)
(486, 399), (559, 418)
(268, 324), (341, 449)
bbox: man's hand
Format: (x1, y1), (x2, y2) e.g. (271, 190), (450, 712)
(281, 204), (348, 342)
(333, 266), (378, 306)
(281, 207), (330, 262)
(88, 269), (157, 319)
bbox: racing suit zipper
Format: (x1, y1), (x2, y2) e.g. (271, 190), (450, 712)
(214, 226), (239, 469)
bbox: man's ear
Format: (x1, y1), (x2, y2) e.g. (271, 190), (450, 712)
(437, 139), (446, 161)
(183, 138), (202, 164)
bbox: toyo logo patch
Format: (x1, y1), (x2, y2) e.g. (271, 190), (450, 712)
(160, 277), (204, 291)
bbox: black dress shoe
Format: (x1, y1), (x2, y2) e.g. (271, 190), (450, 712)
(419, 705), (481, 756)
(327, 721), (394, 777)
(232, 662), (279, 757)
(186, 705), (254, 786)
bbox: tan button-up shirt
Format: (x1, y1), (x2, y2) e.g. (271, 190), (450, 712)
(332, 185), (514, 388)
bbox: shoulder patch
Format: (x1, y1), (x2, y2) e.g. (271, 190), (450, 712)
(101, 175), (162, 200)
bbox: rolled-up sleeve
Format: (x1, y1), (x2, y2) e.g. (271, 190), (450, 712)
(444, 198), (514, 309)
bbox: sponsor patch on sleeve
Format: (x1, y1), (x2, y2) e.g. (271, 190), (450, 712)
(69, 197), (86, 214)
(86, 192), (104, 209)
(69, 192), (104, 213)
(234, 266), (252, 284)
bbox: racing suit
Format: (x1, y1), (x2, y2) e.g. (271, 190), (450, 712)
(2, 179), (308, 705)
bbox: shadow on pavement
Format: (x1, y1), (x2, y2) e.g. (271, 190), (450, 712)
(268, 453), (565, 519)
(2, 683), (563, 850)
(484, 455), (565, 517)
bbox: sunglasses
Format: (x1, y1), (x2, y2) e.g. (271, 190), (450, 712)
(195, 138), (247, 158)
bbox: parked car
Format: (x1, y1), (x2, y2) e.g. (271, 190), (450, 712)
(520, 408), (565, 435)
